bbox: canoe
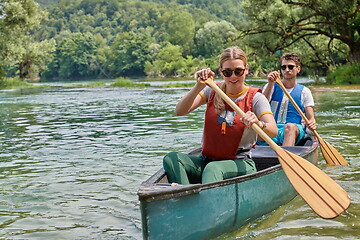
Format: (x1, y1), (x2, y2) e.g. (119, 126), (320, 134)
(137, 136), (319, 240)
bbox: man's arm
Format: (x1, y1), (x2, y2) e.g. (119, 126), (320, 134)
(263, 70), (280, 101)
(263, 82), (274, 101)
(305, 106), (316, 131)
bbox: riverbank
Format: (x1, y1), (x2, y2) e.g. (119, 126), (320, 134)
(1, 76), (360, 90)
(0, 78), (39, 89)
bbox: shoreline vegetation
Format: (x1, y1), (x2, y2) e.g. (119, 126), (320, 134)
(0, 78), (50, 89)
(2, 1), (360, 85)
(1, 75), (360, 91)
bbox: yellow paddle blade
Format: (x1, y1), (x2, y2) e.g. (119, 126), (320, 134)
(276, 148), (350, 219)
(318, 136), (349, 166)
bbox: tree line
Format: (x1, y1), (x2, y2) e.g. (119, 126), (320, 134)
(0, 0), (359, 82)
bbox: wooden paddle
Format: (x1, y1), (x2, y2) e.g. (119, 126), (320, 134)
(202, 77), (350, 219)
(274, 78), (349, 166)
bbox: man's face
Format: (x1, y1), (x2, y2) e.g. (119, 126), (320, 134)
(281, 59), (300, 80)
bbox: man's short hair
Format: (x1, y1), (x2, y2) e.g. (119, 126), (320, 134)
(280, 53), (301, 66)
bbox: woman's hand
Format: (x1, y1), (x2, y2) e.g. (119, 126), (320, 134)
(176, 69), (212, 116)
(241, 111), (260, 127)
(195, 68), (215, 81)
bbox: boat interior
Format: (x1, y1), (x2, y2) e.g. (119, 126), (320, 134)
(153, 136), (315, 185)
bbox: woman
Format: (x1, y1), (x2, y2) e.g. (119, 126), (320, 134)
(163, 46), (277, 184)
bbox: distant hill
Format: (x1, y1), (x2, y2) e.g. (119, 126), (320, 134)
(35, 0), (61, 7)
(29, 0), (249, 79)
(35, 0), (245, 26)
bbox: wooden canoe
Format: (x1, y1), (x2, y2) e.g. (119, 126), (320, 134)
(138, 137), (319, 240)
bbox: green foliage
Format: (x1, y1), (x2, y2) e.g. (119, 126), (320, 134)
(148, 44), (186, 76)
(110, 77), (150, 88)
(20, 39), (56, 80)
(326, 63), (360, 84)
(35, 0), (62, 6)
(0, 78), (31, 89)
(0, 66), (6, 79)
(84, 81), (106, 87)
(45, 32), (97, 78)
(2, 0), (355, 81)
(33, 0), (235, 79)
(145, 0), (246, 26)
(0, 0), (52, 80)
(109, 32), (154, 76)
(162, 10), (195, 55)
(63, 81), (106, 88)
(144, 43), (211, 77)
(241, 0), (360, 68)
(194, 20), (237, 58)
(162, 82), (196, 88)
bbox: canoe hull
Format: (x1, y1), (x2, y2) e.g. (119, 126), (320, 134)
(138, 139), (318, 240)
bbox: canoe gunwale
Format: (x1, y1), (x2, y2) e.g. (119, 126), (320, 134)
(138, 164), (282, 202)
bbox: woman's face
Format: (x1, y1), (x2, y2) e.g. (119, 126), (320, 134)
(220, 59), (248, 85)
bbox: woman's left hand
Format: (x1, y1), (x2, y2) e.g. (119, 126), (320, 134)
(241, 111), (259, 127)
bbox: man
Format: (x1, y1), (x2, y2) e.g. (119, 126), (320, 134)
(260, 52), (316, 146)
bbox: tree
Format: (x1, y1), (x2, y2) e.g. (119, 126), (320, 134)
(18, 39), (56, 80)
(0, 0), (46, 79)
(145, 43), (186, 76)
(194, 20), (237, 58)
(159, 10), (195, 55)
(241, 0), (360, 64)
(109, 32), (154, 76)
(55, 32), (98, 78)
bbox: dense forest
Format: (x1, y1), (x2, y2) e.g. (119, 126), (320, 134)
(0, 0), (359, 83)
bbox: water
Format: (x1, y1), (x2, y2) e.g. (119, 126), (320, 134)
(0, 81), (359, 239)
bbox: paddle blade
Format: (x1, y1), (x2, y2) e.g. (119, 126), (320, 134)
(318, 136), (349, 166)
(276, 149), (350, 219)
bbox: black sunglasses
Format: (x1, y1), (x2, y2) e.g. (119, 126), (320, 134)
(281, 65), (296, 70)
(221, 68), (245, 77)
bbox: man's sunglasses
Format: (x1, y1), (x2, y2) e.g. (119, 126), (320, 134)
(280, 65), (296, 70)
(221, 68), (245, 77)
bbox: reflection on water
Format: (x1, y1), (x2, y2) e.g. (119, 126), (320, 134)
(0, 82), (359, 239)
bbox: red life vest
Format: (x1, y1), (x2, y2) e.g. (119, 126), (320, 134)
(202, 87), (261, 160)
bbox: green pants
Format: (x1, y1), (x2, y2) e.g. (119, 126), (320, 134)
(163, 152), (257, 184)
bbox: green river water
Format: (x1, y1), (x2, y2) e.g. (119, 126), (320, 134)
(0, 79), (359, 239)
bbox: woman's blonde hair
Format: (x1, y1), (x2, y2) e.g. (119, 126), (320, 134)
(214, 46), (247, 115)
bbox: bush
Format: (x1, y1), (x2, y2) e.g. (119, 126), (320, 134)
(110, 77), (150, 88)
(63, 81), (106, 88)
(0, 78), (32, 89)
(162, 82), (195, 88)
(326, 63), (360, 84)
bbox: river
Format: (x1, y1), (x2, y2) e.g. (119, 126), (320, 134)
(0, 79), (359, 239)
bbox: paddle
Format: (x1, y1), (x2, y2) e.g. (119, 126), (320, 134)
(201, 77), (350, 219)
(274, 78), (349, 166)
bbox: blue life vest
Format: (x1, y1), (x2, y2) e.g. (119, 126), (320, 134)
(270, 83), (305, 124)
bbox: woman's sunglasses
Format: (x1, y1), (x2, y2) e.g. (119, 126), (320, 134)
(280, 65), (296, 70)
(221, 68), (245, 77)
